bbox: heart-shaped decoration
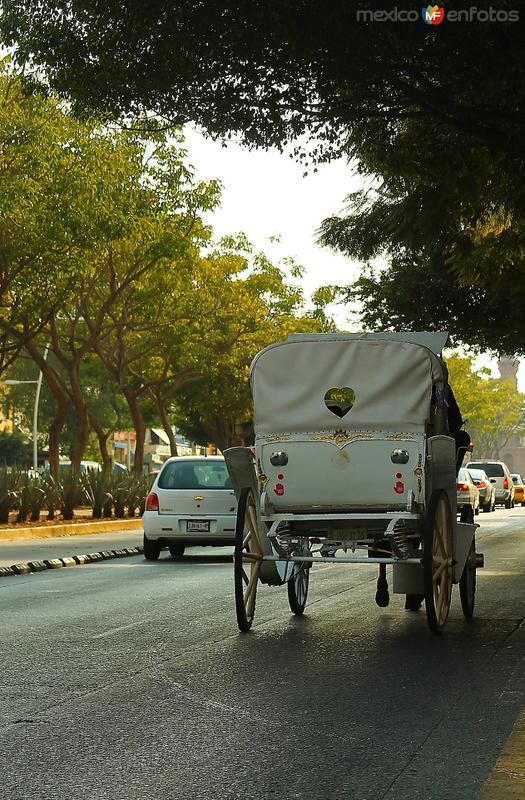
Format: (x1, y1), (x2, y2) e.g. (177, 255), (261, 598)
(324, 387), (356, 418)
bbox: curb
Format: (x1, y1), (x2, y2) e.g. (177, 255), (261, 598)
(0, 546), (144, 578)
(0, 518), (143, 542)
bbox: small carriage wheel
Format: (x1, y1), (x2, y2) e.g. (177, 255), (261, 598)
(287, 562), (310, 615)
(460, 506), (474, 524)
(459, 538), (476, 619)
(234, 487), (262, 632)
(423, 490), (454, 635)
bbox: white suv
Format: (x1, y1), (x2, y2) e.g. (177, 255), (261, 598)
(467, 460), (515, 508)
(142, 456), (237, 559)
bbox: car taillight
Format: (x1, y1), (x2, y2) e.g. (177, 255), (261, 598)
(457, 483), (469, 491)
(145, 492), (159, 512)
(475, 481), (486, 489)
(504, 478), (509, 489)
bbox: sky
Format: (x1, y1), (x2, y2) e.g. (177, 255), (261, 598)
(183, 126), (524, 391)
(183, 125), (364, 326)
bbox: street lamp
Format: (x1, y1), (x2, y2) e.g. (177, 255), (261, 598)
(4, 344), (50, 471)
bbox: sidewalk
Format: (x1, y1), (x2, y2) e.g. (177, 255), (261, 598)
(0, 525), (143, 571)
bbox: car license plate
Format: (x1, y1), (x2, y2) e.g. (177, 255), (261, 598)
(186, 520), (210, 532)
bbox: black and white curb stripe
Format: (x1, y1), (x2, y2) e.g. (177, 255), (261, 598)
(0, 546), (144, 578)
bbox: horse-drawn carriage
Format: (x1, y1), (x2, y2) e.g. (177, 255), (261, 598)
(224, 332), (483, 635)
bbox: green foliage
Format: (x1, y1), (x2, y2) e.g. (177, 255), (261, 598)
(0, 466), (19, 523)
(57, 469), (84, 520)
(348, 258), (525, 356)
(446, 354), (525, 459)
(80, 469), (110, 519)
(171, 243), (331, 450)
(4, 8), (524, 350)
(16, 473), (45, 523)
(0, 431), (32, 467)
(2, 2), (523, 164)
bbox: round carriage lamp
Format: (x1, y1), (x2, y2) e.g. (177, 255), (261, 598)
(391, 449), (409, 464)
(270, 451), (289, 466)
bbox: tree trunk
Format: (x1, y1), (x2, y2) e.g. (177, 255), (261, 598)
(48, 398), (71, 477)
(123, 387), (146, 473)
(68, 364), (90, 470)
(89, 413), (113, 472)
(154, 394), (178, 456)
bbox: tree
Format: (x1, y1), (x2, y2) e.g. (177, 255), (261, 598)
(347, 258), (525, 356)
(2, 2), (523, 161)
(0, 64), (221, 472)
(172, 241), (329, 451)
(3, 4), (524, 351)
(0, 63), (121, 373)
(445, 354), (525, 459)
(0, 430), (31, 466)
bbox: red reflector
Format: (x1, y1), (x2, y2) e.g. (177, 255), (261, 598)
(274, 483), (284, 496)
(457, 483), (469, 491)
(504, 478), (509, 489)
(393, 480), (404, 494)
(145, 492), (159, 512)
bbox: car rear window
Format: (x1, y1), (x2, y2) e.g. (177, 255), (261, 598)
(158, 460), (233, 490)
(468, 462), (504, 477)
(468, 469), (485, 480)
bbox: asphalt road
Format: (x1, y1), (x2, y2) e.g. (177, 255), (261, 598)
(1, 507), (524, 800)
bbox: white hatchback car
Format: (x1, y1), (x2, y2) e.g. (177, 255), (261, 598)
(142, 456), (237, 559)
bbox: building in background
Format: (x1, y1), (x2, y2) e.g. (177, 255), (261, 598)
(113, 427), (206, 472)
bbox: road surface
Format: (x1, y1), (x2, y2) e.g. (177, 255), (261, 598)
(1, 507), (524, 799)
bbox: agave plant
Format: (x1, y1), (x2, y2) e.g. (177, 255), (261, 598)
(81, 468), (111, 519)
(0, 466), (20, 524)
(28, 477), (47, 522)
(16, 474), (46, 524)
(106, 472), (126, 518)
(57, 468), (85, 520)
(43, 474), (61, 521)
(122, 473), (150, 517)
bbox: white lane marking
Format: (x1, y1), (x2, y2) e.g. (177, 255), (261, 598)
(92, 621), (145, 638)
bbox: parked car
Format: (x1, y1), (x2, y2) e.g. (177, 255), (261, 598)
(467, 468), (496, 513)
(457, 468), (480, 520)
(142, 456), (237, 559)
(510, 474), (525, 506)
(467, 460), (515, 508)
(58, 460), (102, 474)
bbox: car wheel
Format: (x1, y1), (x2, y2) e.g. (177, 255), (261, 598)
(168, 542), (185, 558)
(143, 534), (161, 560)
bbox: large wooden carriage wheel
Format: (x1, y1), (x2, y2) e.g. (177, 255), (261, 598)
(234, 487), (262, 632)
(423, 490), (454, 635)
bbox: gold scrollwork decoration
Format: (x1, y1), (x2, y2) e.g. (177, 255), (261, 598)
(413, 453), (423, 493)
(383, 432), (419, 441)
(256, 458), (268, 492)
(311, 429), (373, 448)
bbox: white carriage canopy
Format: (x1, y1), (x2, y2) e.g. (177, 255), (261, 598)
(250, 332), (449, 436)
